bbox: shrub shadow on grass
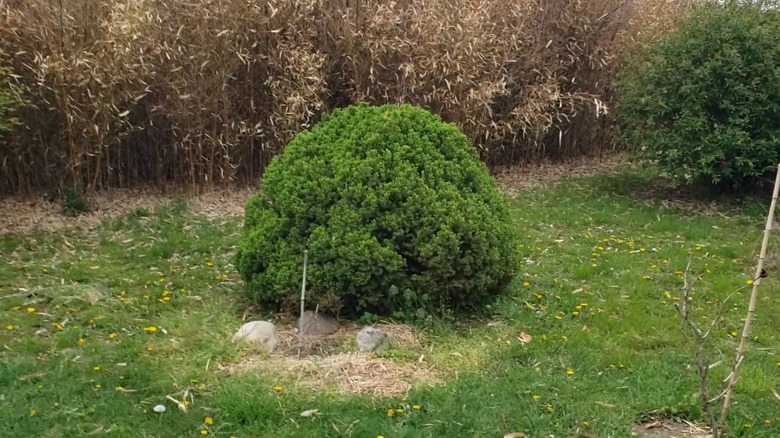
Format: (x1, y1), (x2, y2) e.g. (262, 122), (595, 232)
(576, 171), (773, 217)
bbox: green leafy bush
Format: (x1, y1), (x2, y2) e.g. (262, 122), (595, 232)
(235, 103), (520, 319)
(616, 1), (780, 187)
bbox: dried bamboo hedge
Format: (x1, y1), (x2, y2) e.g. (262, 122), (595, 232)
(0, 0), (685, 194)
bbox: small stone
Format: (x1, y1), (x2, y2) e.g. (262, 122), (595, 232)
(232, 321), (279, 353)
(153, 404), (166, 413)
(298, 310), (340, 335)
(356, 326), (390, 354)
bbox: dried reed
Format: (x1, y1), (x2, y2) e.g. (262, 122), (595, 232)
(0, 0), (686, 195)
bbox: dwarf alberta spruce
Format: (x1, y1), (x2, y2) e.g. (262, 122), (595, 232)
(234, 103), (520, 319)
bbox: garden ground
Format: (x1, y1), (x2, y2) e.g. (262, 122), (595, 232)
(1, 156), (779, 437)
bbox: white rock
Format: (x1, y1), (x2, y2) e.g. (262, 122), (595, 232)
(356, 326), (390, 354)
(153, 404), (166, 413)
(232, 321), (279, 353)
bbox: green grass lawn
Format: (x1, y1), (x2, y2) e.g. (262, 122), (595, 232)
(2, 171), (779, 437)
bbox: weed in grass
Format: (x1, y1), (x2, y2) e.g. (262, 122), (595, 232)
(59, 183), (90, 217)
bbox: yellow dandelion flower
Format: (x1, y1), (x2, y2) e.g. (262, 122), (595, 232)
(198, 384), (207, 391)
(144, 326), (157, 333)
(5, 325), (13, 331)
(387, 408), (395, 417)
(522, 281), (530, 287)
(205, 417), (214, 425)
(532, 395), (540, 401)
(747, 279), (754, 285)
(95, 384), (101, 389)
(566, 368), (574, 376)
(162, 290), (170, 296)
(546, 405), (553, 412)
(53, 323), (64, 331)
(730, 331), (738, 337)
(744, 423), (752, 429)
(591, 263), (598, 268)
(554, 315), (563, 320)
(572, 311), (580, 316)
(93, 366), (100, 371)
(29, 408), (36, 417)
(273, 385), (283, 392)
(27, 307), (36, 313)
(412, 405), (420, 410)
(583, 421), (590, 427)
(561, 335), (568, 341)
(108, 333), (117, 339)
(115, 386), (124, 392)
(206, 261), (214, 267)
(764, 419), (772, 425)
(146, 346), (153, 352)
(200, 430), (209, 436)
(78, 338), (86, 345)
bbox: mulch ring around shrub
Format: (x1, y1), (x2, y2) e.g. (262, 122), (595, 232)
(221, 322), (442, 397)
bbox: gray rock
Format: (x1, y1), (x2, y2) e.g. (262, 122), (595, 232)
(232, 321), (279, 353)
(356, 326), (390, 354)
(298, 310), (340, 335)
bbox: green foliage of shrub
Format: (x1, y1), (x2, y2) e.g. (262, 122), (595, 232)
(235, 103), (520, 319)
(616, 0), (780, 187)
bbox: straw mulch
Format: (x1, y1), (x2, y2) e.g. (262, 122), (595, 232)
(223, 322), (441, 397)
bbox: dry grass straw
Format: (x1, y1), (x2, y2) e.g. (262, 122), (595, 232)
(225, 321), (437, 397)
(0, 0), (687, 195)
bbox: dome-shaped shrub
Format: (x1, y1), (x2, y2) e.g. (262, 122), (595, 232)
(234, 103), (520, 319)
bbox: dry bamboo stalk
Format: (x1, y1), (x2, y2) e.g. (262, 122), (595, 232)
(297, 249), (309, 359)
(719, 163), (780, 426)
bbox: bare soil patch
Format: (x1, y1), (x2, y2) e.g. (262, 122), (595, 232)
(1, 154), (627, 236)
(632, 420), (712, 438)
(0, 186), (258, 236)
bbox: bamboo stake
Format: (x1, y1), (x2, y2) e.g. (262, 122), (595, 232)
(297, 249), (309, 359)
(719, 163), (780, 426)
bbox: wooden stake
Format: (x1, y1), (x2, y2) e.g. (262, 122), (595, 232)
(297, 249), (309, 359)
(719, 164), (780, 426)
